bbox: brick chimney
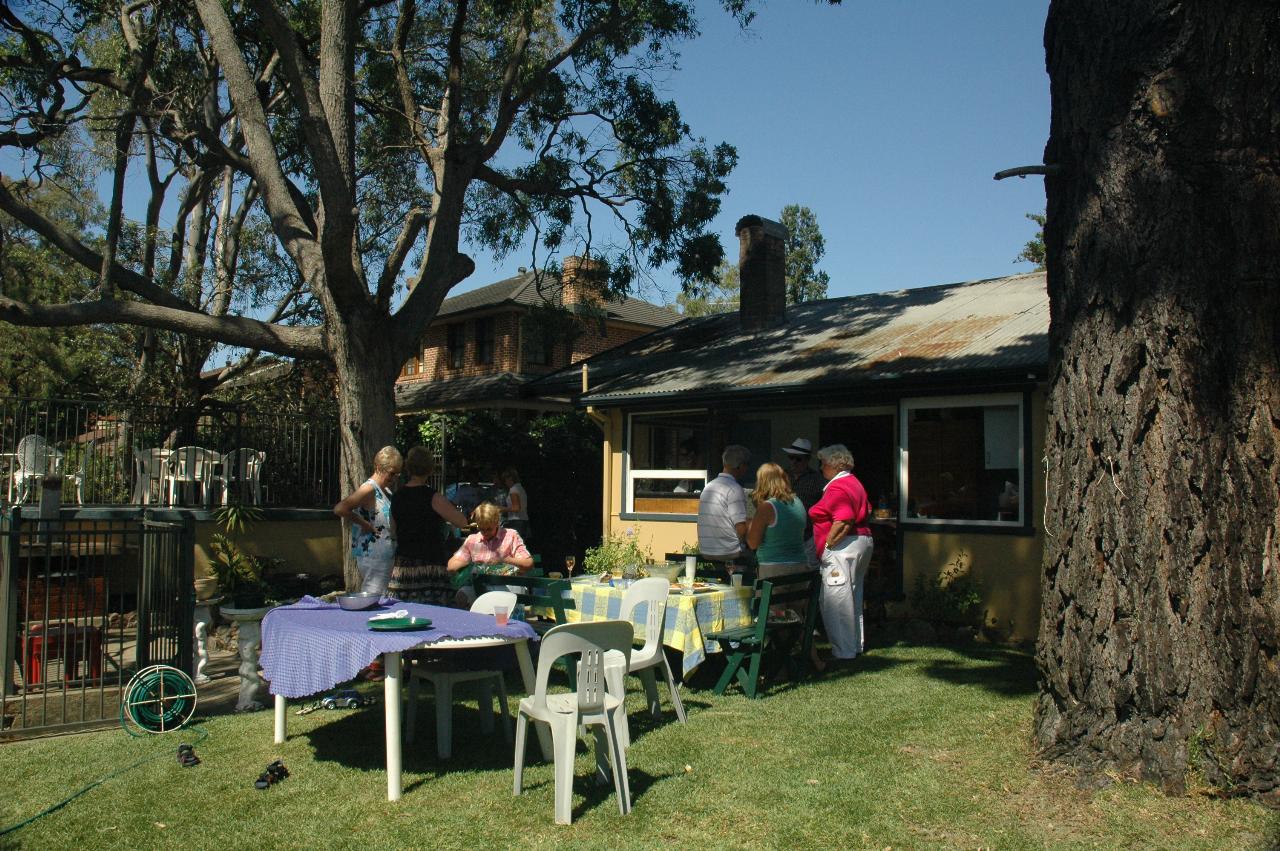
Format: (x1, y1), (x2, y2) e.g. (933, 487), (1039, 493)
(735, 214), (788, 330)
(561, 255), (608, 309)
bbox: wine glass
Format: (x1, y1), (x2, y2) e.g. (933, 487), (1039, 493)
(564, 555), (576, 578)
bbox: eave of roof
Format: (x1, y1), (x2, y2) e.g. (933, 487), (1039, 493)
(527, 272), (1049, 407)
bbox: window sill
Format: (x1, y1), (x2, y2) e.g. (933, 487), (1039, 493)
(899, 520), (1036, 537)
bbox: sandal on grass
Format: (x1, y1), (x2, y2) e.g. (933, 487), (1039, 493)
(254, 759), (289, 790)
(177, 743), (201, 767)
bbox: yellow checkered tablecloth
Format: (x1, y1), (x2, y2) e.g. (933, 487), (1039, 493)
(564, 578), (754, 674)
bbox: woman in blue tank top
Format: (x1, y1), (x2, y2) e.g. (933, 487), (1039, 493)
(747, 461), (824, 671)
(746, 462), (809, 576)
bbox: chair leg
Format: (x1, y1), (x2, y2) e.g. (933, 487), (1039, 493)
(713, 649), (745, 695)
(495, 675), (513, 744)
(638, 667), (661, 717)
(478, 680), (495, 734)
(435, 678), (453, 759)
(405, 673), (420, 744)
(740, 649), (764, 699)
(552, 718), (577, 825)
(603, 662), (629, 749)
(513, 711), (528, 796)
(660, 655), (687, 723)
(603, 711), (632, 815)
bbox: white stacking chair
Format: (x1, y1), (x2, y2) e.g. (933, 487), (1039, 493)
(162, 446), (219, 506)
(131, 447), (167, 505)
(13, 435), (61, 504)
(218, 448), (265, 505)
(514, 620), (634, 825)
(406, 590), (518, 759)
(603, 577), (686, 748)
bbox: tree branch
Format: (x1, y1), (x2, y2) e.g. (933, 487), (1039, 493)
(375, 206), (427, 311)
(193, 0), (327, 293)
(0, 177), (196, 311)
(0, 296), (327, 359)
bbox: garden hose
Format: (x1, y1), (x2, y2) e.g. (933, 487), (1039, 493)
(120, 665), (199, 735)
(0, 667), (207, 838)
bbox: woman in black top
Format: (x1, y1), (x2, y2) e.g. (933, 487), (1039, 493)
(389, 446), (469, 604)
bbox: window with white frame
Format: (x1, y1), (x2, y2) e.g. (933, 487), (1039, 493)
(626, 411), (708, 515)
(900, 394), (1024, 526)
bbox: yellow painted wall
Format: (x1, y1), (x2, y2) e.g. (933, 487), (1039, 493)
(194, 517), (343, 580)
(599, 391), (1046, 641)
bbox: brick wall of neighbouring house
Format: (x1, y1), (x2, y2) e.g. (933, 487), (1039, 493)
(398, 311), (660, 384)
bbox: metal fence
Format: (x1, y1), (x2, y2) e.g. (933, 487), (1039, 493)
(0, 397), (339, 509)
(0, 508), (194, 737)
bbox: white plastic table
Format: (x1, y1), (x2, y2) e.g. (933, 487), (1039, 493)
(272, 633), (551, 801)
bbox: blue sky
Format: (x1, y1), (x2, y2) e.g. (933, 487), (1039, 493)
(464, 0), (1052, 302)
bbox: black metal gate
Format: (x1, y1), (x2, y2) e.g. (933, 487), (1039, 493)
(0, 508), (194, 737)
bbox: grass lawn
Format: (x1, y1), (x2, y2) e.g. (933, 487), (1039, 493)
(0, 638), (1275, 849)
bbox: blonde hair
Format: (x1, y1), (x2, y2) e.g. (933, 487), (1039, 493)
(471, 502), (501, 528)
(752, 462), (795, 505)
(404, 446), (434, 477)
(373, 445), (403, 474)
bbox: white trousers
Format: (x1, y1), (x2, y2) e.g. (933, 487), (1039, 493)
(359, 555), (394, 595)
(819, 535), (873, 659)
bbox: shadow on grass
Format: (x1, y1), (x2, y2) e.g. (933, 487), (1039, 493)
(885, 638), (1039, 698)
(516, 767), (667, 822)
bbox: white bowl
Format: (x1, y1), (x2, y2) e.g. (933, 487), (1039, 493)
(337, 592), (381, 611)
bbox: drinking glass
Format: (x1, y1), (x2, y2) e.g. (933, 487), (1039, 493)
(564, 555), (576, 578)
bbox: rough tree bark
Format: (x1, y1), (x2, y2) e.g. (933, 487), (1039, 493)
(1036, 1), (1280, 801)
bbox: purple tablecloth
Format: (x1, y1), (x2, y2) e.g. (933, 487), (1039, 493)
(260, 596), (538, 698)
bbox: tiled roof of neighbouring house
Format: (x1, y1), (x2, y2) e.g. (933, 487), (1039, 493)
(528, 272), (1049, 405)
(436, 271), (682, 328)
(395, 372), (532, 412)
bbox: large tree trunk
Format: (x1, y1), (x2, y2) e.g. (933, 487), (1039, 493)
(331, 311), (399, 591)
(1036, 2), (1280, 801)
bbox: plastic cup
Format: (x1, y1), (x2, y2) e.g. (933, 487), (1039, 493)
(494, 606), (509, 627)
(684, 555), (696, 586)
(730, 573), (743, 588)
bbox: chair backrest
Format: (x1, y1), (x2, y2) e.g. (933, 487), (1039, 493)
(751, 571), (822, 636)
(533, 621), (633, 715)
(471, 590), (518, 615)
(619, 577), (670, 658)
(167, 446), (217, 479)
(473, 574), (575, 622)
(16, 434), (49, 474)
(222, 448), (264, 481)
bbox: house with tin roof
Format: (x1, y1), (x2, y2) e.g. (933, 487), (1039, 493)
(529, 216), (1049, 641)
(395, 257), (682, 415)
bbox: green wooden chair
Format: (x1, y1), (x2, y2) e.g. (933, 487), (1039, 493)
(473, 573), (578, 681)
(704, 571), (822, 698)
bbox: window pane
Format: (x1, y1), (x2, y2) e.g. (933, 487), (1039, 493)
(628, 412), (707, 514)
(906, 403), (1020, 522)
(475, 317), (495, 365)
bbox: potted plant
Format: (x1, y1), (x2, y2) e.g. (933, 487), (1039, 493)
(582, 529), (652, 577)
(209, 503), (269, 608)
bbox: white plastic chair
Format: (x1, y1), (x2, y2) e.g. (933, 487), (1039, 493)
(406, 590), (519, 759)
(131, 447), (167, 505)
(217, 448), (265, 505)
(514, 620), (634, 825)
(162, 446), (219, 506)
(13, 435), (62, 503)
(603, 577), (686, 748)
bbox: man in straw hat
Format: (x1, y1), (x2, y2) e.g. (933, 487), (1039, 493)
(782, 437), (825, 568)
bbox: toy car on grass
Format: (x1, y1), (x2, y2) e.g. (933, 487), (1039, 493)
(320, 689), (373, 709)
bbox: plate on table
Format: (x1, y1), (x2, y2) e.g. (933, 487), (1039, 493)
(367, 617), (433, 631)
(673, 582), (718, 593)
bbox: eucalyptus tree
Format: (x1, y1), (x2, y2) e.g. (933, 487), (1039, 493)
(1036, 1), (1279, 801)
(0, 0), (735, 563)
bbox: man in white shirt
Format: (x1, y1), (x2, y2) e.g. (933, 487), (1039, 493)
(697, 444), (751, 561)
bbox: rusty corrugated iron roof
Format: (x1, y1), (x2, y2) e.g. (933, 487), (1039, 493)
(531, 271), (1047, 405)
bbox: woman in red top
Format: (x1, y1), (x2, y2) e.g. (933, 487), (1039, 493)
(808, 444), (874, 661)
